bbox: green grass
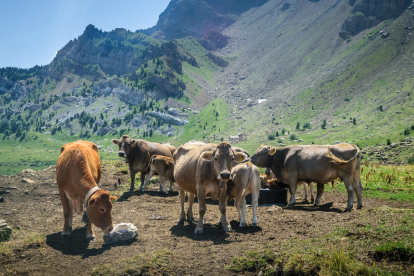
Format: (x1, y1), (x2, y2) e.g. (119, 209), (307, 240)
(327, 163), (414, 203)
(227, 206), (414, 275)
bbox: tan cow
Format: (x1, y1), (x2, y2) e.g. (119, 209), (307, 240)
(227, 162), (261, 227)
(56, 140), (117, 241)
(141, 155), (175, 194)
(173, 142), (248, 234)
(111, 135), (176, 191)
(249, 143), (362, 212)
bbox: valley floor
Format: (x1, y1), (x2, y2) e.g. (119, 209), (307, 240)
(0, 162), (413, 275)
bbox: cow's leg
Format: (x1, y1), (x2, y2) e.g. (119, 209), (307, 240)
(159, 176), (169, 194)
(168, 177), (174, 193)
(251, 183), (260, 226)
(235, 190), (246, 227)
(353, 170), (363, 210)
(301, 181), (308, 202)
(141, 169), (155, 192)
(195, 184), (206, 234)
(129, 165), (136, 191)
(355, 179), (363, 209)
(314, 183), (325, 206)
(343, 176), (355, 212)
(309, 182), (315, 203)
(218, 184), (231, 232)
(287, 181), (298, 206)
(86, 221), (95, 241)
(139, 171), (146, 191)
(187, 192), (195, 221)
(59, 191), (72, 238)
(178, 187), (186, 222)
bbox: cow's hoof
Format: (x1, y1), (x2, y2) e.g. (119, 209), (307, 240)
(86, 236), (96, 242)
(311, 199), (315, 204)
(61, 232), (70, 239)
(217, 221), (222, 226)
(165, 192), (169, 195)
(129, 188), (135, 192)
(223, 226), (232, 232)
(239, 223), (246, 227)
(313, 203), (319, 207)
(357, 205), (363, 210)
(286, 204), (295, 208)
(344, 207), (353, 212)
(194, 228), (203, 235)
(252, 223), (257, 226)
(187, 217), (195, 223)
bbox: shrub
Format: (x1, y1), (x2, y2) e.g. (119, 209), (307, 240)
(290, 134), (297, 140)
(404, 128), (410, 135)
(386, 138), (391, 146)
(408, 155), (414, 165)
(321, 120), (327, 129)
(268, 134), (275, 140)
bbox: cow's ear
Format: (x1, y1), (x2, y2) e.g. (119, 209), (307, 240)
(201, 151), (214, 161)
(88, 198), (96, 207)
(130, 139), (136, 145)
(110, 195), (117, 203)
(268, 147), (276, 155)
(111, 139), (119, 145)
(60, 145), (66, 153)
(234, 152), (248, 162)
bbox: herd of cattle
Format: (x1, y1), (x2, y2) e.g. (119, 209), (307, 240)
(56, 135), (363, 240)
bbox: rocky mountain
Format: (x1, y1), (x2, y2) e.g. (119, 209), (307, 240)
(341, 0), (412, 37)
(1, 0), (414, 166)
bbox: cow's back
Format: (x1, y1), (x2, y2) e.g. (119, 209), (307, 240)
(56, 140), (101, 195)
(173, 143), (215, 194)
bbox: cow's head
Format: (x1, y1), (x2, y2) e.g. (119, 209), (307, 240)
(86, 190), (117, 233)
(250, 145), (276, 168)
(201, 142), (248, 182)
(112, 135), (136, 158)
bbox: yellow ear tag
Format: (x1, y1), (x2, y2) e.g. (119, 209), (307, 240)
(269, 148), (276, 155)
(237, 155), (245, 162)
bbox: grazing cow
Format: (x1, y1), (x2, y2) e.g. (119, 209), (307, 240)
(141, 155), (175, 194)
(248, 143), (362, 211)
(111, 135), (176, 191)
(173, 142), (248, 234)
(56, 140), (117, 241)
(227, 162), (261, 227)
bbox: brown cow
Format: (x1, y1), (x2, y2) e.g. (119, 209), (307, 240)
(227, 162), (261, 227)
(56, 140), (117, 241)
(248, 143), (362, 212)
(111, 135), (176, 191)
(141, 155), (175, 194)
(173, 142), (248, 234)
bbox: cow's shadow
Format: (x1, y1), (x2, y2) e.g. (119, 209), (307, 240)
(117, 190), (179, 202)
(230, 220), (263, 234)
(287, 202), (344, 213)
(170, 221), (234, 244)
(46, 227), (117, 258)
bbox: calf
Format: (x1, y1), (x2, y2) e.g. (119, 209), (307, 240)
(56, 140), (117, 241)
(141, 155), (175, 194)
(227, 162), (261, 227)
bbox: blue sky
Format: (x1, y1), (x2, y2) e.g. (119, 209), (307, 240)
(0, 0), (171, 69)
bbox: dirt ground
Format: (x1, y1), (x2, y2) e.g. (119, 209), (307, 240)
(0, 162), (413, 276)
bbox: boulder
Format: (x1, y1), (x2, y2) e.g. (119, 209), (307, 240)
(24, 103), (41, 113)
(22, 178), (34, 184)
(97, 126), (112, 136)
(146, 111), (189, 126)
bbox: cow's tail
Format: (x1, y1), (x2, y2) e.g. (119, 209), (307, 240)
(242, 162), (254, 198)
(326, 145), (360, 165)
(143, 155), (157, 174)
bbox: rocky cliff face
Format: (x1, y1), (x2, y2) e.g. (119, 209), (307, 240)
(50, 25), (158, 78)
(342, 0), (412, 36)
(149, 0), (268, 40)
(0, 77), (32, 100)
(92, 78), (145, 106)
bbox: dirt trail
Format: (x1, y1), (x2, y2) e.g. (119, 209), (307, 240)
(0, 163), (413, 275)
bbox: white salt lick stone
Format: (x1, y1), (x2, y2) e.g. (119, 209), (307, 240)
(103, 223), (138, 244)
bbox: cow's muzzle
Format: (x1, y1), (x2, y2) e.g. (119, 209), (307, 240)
(219, 172), (231, 180)
(118, 152), (125, 157)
